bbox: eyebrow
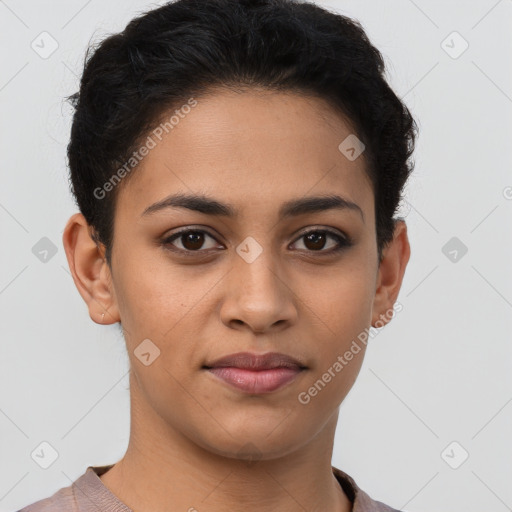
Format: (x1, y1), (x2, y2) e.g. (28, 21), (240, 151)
(141, 192), (365, 223)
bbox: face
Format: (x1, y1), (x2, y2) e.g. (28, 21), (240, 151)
(68, 88), (409, 461)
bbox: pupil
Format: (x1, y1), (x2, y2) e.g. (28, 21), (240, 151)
(305, 232), (325, 250)
(183, 232), (204, 250)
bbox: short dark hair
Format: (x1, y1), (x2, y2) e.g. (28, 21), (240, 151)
(66, 0), (418, 267)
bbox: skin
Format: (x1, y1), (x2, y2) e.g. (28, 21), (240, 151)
(63, 87), (410, 512)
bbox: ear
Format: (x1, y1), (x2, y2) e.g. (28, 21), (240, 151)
(371, 220), (410, 328)
(62, 213), (120, 325)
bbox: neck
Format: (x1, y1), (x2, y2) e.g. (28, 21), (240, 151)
(100, 373), (352, 512)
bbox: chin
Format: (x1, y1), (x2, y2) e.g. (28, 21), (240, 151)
(193, 423), (305, 462)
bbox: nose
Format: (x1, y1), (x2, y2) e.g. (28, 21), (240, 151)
(219, 251), (298, 334)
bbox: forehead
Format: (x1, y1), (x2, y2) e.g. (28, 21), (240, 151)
(116, 88), (374, 223)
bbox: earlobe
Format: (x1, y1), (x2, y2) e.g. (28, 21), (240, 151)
(62, 213), (120, 325)
(371, 220), (411, 328)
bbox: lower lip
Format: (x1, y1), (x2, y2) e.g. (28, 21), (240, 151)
(206, 367), (303, 393)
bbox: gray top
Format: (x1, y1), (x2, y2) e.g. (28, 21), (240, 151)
(17, 464), (402, 511)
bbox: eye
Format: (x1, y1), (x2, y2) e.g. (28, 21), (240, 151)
(162, 227), (352, 256)
(290, 229), (351, 254)
(162, 229), (222, 254)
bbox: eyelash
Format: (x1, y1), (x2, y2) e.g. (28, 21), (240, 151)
(161, 227), (352, 257)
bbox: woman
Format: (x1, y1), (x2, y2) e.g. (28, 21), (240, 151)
(19, 0), (417, 510)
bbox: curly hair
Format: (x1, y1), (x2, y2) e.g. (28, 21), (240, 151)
(65, 0), (418, 267)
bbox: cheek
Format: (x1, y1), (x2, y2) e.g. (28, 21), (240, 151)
(113, 257), (213, 391)
(304, 263), (374, 335)
(113, 252), (191, 336)
(299, 265), (373, 388)
(296, 289), (371, 418)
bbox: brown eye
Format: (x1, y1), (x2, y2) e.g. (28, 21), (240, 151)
(163, 229), (220, 253)
(162, 227), (351, 257)
(291, 229), (351, 253)
(303, 231), (327, 251)
(180, 231), (206, 250)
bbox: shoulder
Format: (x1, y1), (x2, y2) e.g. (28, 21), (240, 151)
(332, 466), (403, 512)
(15, 465), (102, 512)
(15, 464), (122, 512)
(15, 483), (77, 512)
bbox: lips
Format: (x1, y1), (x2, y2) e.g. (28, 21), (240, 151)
(203, 351), (307, 394)
(204, 351), (306, 371)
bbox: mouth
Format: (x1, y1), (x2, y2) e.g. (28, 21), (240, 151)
(202, 351), (307, 394)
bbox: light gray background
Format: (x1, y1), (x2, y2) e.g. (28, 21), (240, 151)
(1, 1), (511, 511)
